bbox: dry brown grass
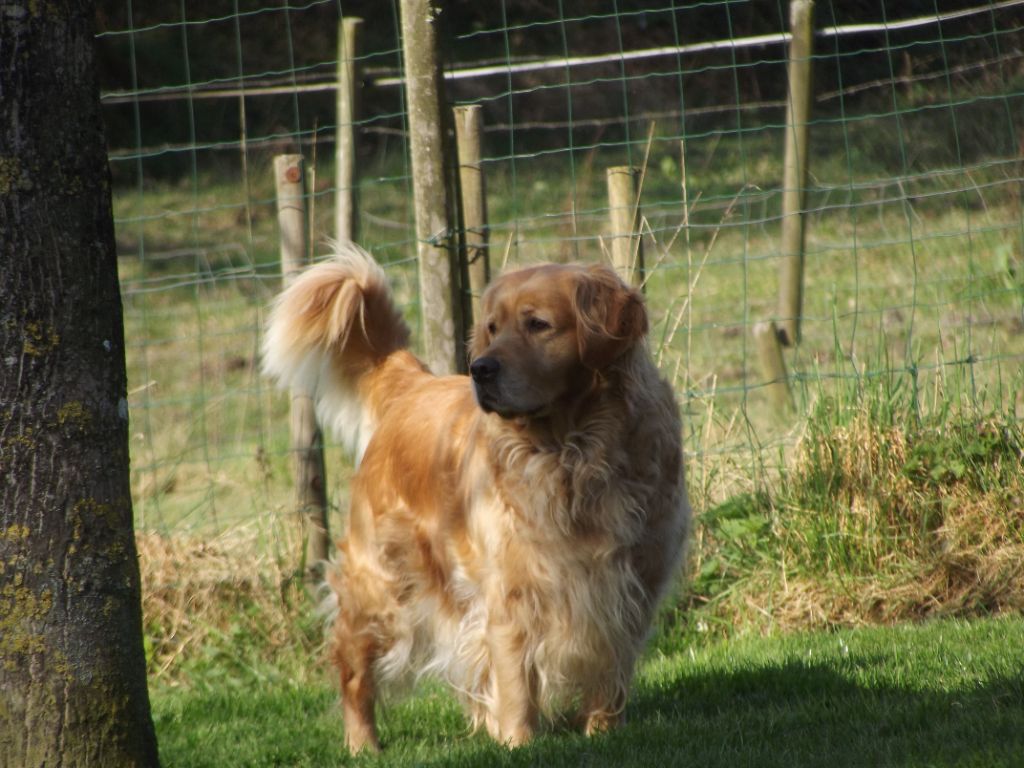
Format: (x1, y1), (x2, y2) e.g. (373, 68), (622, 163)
(693, 404), (1024, 638)
(137, 526), (325, 683)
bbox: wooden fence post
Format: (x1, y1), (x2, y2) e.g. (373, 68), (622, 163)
(607, 165), (644, 288)
(274, 154), (330, 581)
(398, 0), (465, 375)
(454, 104), (489, 325)
(335, 16), (362, 244)
(778, 0), (815, 346)
(753, 321), (794, 412)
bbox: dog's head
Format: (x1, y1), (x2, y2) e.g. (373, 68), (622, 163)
(469, 263), (647, 419)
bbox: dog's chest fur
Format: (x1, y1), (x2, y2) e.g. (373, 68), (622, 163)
(396, 368), (681, 713)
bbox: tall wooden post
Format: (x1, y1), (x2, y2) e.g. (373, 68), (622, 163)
(274, 154), (330, 581)
(335, 16), (362, 243)
(778, 0), (815, 346)
(607, 165), (644, 288)
(454, 104), (490, 325)
(399, 0), (465, 375)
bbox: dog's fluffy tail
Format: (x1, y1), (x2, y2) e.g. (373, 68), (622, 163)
(262, 242), (411, 459)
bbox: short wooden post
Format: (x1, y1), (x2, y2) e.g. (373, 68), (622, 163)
(607, 165), (644, 288)
(778, 0), (815, 346)
(399, 0), (465, 375)
(454, 105), (490, 325)
(274, 154), (330, 581)
(335, 16), (362, 243)
(754, 321), (794, 412)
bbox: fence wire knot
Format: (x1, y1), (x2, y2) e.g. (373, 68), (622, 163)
(424, 227), (454, 247)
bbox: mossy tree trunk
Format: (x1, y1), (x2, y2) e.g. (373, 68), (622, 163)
(0, 2), (160, 766)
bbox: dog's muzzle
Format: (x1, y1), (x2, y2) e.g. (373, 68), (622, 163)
(470, 356), (500, 384)
(470, 356), (501, 413)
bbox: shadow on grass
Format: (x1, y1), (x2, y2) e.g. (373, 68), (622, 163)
(399, 658), (1024, 768)
(154, 626), (1024, 768)
(621, 660), (1023, 768)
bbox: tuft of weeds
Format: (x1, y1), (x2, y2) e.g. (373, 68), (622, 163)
(137, 528), (328, 688)
(681, 367), (1024, 643)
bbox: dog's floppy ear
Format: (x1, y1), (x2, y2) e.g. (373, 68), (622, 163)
(573, 265), (648, 370)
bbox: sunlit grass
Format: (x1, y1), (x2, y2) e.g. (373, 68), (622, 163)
(150, 615), (1024, 767)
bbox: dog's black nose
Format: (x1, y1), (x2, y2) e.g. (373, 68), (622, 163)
(470, 356), (500, 383)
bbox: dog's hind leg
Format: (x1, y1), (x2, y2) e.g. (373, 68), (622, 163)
(329, 542), (390, 754)
(334, 628), (380, 754)
(579, 651), (632, 736)
(581, 689), (627, 736)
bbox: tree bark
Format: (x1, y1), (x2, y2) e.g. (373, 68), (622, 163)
(0, 2), (161, 766)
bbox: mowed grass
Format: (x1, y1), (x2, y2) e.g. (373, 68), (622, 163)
(151, 615), (1024, 768)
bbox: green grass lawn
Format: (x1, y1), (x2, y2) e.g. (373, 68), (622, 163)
(151, 615), (1024, 768)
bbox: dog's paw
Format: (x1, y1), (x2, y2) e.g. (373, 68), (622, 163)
(583, 709), (625, 736)
(344, 725), (381, 755)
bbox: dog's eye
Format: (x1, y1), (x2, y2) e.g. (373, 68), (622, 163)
(526, 317), (552, 333)
(486, 322), (497, 336)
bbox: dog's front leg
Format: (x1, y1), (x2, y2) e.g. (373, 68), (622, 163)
(487, 617), (537, 747)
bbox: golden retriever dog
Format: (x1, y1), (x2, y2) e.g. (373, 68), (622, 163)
(262, 243), (690, 753)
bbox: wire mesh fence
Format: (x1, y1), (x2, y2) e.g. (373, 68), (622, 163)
(96, 0), (1024, 547)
